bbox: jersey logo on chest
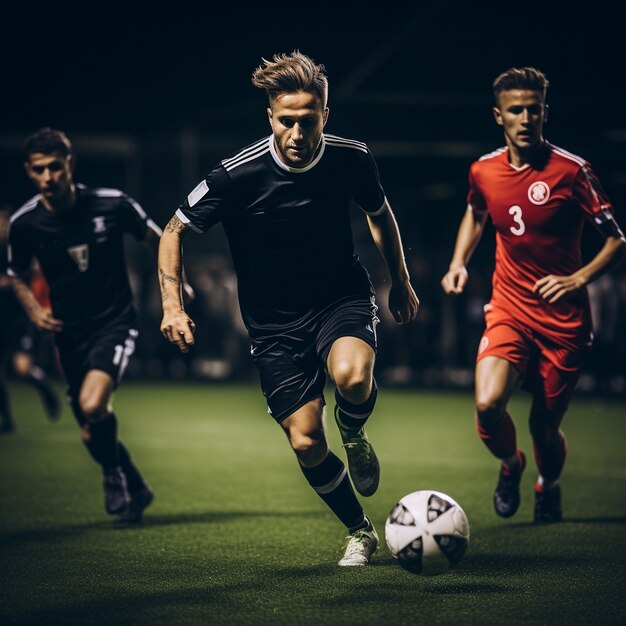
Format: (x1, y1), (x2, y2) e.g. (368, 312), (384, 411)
(528, 181), (550, 205)
(67, 244), (89, 272)
(92, 216), (107, 234)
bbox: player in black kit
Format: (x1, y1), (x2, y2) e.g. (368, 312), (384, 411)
(159, 52), (419, 565)
(7, 128), (170, 523)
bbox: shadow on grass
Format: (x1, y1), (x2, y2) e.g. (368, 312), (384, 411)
(0, 510), (324, 545)
(494, 515), (626, 528)
(0, 561), (509, 626)
(463, 552), (592, 576)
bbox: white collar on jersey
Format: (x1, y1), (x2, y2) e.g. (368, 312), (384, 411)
(269, 135), (326, 173)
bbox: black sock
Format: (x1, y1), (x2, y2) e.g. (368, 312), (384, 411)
(117, 441), (146, 492)
(25, 366), (58, 408)
(0, 381), (14, 427)
(84, 413), (120, 472)
(300, 451), (365, 530)
(335, 378), (378, 431)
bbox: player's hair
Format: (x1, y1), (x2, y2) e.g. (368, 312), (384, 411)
(492, 67), (549, 102)
(251, 50), (329, 107)
(24, 127), (73, 160)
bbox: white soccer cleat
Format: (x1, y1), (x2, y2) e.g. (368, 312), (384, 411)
(338, 518), (379, 566)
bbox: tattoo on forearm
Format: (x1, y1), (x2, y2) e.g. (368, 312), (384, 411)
(165, 215), (187, 235)
(159, 268), (184, 308)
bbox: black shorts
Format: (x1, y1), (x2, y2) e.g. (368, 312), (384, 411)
(56, 316), (138, 398)
(250, 296), (379, 423)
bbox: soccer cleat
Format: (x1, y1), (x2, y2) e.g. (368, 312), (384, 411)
(116, 485), (154, 524)
(534, 483), (562, 524)
(493, 450), (526, 518)
(338, 517), (378, 566)
(103, 467), (129, 515)
(334, 406), (380, 497)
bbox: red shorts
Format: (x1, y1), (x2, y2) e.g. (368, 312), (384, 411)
(476, 306), (590, 415)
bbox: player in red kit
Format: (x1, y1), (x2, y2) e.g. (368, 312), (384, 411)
(441, 67), (625, 523)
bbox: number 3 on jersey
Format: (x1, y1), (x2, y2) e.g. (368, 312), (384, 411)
(508, 205), (525, 236)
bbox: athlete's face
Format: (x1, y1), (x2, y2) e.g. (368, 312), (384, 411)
(268, 91), (328, 168)
(24, 152), (75, 205)
(493, 89), (548, 155)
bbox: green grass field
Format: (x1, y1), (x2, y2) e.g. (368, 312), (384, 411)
(1, 381), (625, 625)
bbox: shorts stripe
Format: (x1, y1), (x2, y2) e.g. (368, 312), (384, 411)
(115, 328), (138, 384)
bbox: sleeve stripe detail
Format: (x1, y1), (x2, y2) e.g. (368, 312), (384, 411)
(549, 144), (586, 167)
(478, 147), (507, 161)
(581, 165), (601, 204)
(324, 134), (369, 154)
(366, 198), (389, 216)
(92, 187), (124, 197)
(147, 219), (162, 236)
(222, 137), (271, 170)
(128, 197), (147, 219)
(10, 196), (40, 224)
(224, 146), (270, 172)
(175, 209), (203, 233)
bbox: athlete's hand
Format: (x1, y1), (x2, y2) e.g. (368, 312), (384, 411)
(30, 307), (63, 333)
(161, 311), (196, 353)
(533, 274), (585, 304)
(441, 266), (468, 295)
(389, 280), (420, 325)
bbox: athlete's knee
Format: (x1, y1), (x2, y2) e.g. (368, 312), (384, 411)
(12, 353), (32, 377)
(78, 394), (109, 423)
(333, 362), (371, 403)
(475, 391), (507, 425)
(288, 427), (326, 463)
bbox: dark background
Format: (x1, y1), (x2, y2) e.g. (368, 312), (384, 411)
(2, 1), (625, 391)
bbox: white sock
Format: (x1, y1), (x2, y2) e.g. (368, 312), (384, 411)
(537, 475), (559, 491)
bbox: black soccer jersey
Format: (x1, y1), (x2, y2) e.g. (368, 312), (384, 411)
(8, 184), (154, 331)
(177, 134), (387, 332)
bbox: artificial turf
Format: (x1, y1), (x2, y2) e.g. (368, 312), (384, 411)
(1, 381), (624, 625)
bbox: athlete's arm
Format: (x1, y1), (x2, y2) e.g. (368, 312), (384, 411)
(146, 223), (195, 301)
(9, 275), (62, 332)
(158, 214), (196, 353)
(366, 201), (419, 324)
(534, 234), (626, 304)
(441, 208), (488, 295)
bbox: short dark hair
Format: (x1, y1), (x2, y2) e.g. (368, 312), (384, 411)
(251, 50), (329, 108)
(24, 127), (73, 160)
(492, 67), (549, 102)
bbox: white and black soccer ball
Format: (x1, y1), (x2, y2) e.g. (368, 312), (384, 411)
(385, 490), (470, 576)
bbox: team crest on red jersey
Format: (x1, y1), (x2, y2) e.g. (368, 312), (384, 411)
(528, 181), (550, 205)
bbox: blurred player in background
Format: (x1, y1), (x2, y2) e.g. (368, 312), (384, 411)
(1, 206), (59, 433)
(7, 128), (189, 523)
(159, 51), (418, 565)
(441, 67), (625, 523)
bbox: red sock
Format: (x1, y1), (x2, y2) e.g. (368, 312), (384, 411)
(476, 411), (517, 460)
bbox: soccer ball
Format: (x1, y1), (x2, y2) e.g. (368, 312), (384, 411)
(385, 490), (470, 576)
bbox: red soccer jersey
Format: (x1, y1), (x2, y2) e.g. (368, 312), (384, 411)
(467, 142), (614, 347)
